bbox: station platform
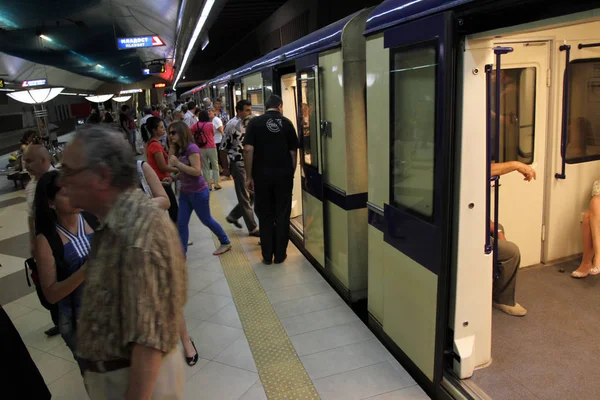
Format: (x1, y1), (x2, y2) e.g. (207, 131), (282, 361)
(0, 172), (429, 399)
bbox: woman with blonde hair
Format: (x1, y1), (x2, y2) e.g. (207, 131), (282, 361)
(168, 121), (231, 255)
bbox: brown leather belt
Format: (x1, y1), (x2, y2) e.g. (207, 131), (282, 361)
(82, 358), (130, 373)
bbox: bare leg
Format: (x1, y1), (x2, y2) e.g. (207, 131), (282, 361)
(179, 317), (198, 364)
(572, 210), (594, 278)
(589, 196), (600, 270)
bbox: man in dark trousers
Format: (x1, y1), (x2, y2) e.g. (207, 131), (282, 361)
(244, 95), (298, 264)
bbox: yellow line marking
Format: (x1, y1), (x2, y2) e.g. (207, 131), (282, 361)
(210, 196), (321, 400)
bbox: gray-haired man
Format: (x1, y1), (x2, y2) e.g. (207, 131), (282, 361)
(60, 125), (187, 399)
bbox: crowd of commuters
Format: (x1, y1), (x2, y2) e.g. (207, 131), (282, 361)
(2, 94), (303, 399)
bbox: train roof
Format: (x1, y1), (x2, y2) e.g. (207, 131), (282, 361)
(182, 9), (365, 96)
(364, 0), (475, 35)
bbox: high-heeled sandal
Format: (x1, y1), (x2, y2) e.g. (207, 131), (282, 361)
(185, 339), (199, 366)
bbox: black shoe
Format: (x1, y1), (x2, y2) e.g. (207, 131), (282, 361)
(185, 339), (199, 366)
(226, 216), (242, 229)
(263, 258), (273, 265)
(44, 326), (60, 337)
(249, 229), (260, 237)
(274, 255), (287, 264)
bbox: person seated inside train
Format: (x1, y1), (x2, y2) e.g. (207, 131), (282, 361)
(490, 160), (536, 317)
(571, 182), (600, 278)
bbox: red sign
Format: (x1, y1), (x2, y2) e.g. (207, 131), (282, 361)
(152, 36), (164, 46)
(153, 82), (167, 88)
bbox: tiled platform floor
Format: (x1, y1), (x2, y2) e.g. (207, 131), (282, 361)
(1, 173), (429, 400)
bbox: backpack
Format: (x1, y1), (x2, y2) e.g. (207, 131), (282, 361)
(193, 122), (209, 148)
(24, 212), (99, 322)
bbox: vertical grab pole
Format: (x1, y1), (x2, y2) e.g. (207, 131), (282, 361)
(491, 46), (513, 277)
(484, 64), (493, 255)
(555, 45), (571, 180)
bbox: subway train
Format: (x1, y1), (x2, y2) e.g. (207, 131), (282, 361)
(181, 0), (600, 398)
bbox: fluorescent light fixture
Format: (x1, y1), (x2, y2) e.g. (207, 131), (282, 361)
(0, 88), (15, 92)
(78, 94), (89, 96)
(119, 89), (142, 94)
(39, 34), (53, 42)
(112, 96), (132, 102)
(96, 64), (104, 69)
(8, 87), (64, 104)
(201, 37), (210, 51)
(60, 92), (78, 96)
(173, 0), (216, 89)
(85, 94), (114, 103)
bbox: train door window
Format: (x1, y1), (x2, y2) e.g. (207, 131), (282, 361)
(566, 59), (600, 163)
(248, 90), (264, 115)
(490, 67), (537, 164)
(390, 45), (437, 218)
(235, 83), (243, 104)
(299, 70), (318, 168)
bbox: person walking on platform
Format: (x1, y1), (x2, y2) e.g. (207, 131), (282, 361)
(168, 121), (232, 256)
(60, 125), (188, 399)
(244, 95), (298, 264)
(220, 100), (259, 237)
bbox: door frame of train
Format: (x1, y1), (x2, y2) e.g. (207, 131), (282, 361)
(295, 54), (326, 268)
(378, 11), (457, 396)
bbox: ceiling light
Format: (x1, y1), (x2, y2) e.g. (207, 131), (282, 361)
(39, 34), (53, 42)
(112, 96), (132, 102)
(78, 94), (89, 96)
(119, 89), (142, 94)
(0, 88), (15, 92)
(8, 87), (64, 104)
(96, 64), (104, 69)
(85, 94), (114, 103)
(60, 92), (78, 96)
(173, 0), (216, 89)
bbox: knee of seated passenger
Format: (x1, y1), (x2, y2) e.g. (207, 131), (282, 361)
(498, 240), (520, 263)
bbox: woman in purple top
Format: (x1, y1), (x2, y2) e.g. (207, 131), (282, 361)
(168, 121), (231, 255)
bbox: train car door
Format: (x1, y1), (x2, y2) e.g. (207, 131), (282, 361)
(492, 42), (550, 268)
(296, 55), (325, 266)
(366, 12), (456, 391)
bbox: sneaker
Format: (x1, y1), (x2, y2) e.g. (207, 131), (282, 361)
(44, 326), (60, 337)
(188, 241), (193, 246)
(492, 302), (527, 317)
(226, 216), (242, 229)
(249, 229), (260, 237)
(263, 258), (272, 265)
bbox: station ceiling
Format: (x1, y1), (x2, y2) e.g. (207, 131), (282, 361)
(0, 0), (181, 85)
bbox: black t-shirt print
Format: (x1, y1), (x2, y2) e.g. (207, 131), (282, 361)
(244, 110), (299, 179)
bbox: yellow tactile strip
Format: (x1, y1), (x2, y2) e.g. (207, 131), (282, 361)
(209, 197), (321, 400)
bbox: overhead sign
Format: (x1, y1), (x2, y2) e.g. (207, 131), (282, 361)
(117, 35), (165, 50)
(119, 89), (143, 94)
(22, 79), (47, 87)
(153, 83), (166, 88)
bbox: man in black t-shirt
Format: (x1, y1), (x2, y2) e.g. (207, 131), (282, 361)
(243, 95), (299, 264)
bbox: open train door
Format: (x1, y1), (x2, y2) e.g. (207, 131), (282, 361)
(295, 55), (326, 267)
(365, 11), (457, 398)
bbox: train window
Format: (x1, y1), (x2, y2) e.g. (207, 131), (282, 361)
(248, 90), (264, 116)
(566, 59), (600, 163)
(490, 68), (536, 164)
(263, 78), (273, 102)
(390, 45), (437, 218)
(299, 70), (318, 167)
